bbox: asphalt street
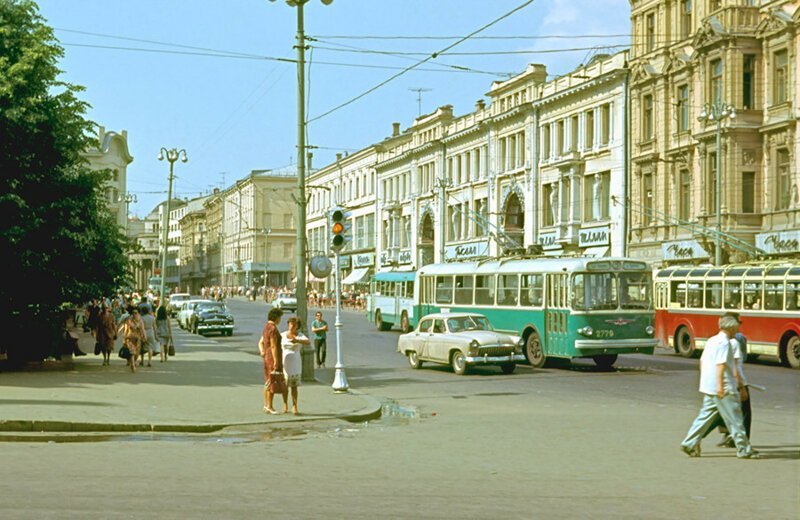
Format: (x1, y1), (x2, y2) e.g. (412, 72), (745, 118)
(1, 297), (797, 519)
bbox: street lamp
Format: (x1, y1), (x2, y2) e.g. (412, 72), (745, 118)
(269, 0), (334, 333)
(157, 147), (188, 301)
(261, 228), (272, 294)
(697, 101), (736, 266)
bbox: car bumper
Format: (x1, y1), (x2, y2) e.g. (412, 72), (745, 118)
(465, 353), (526, 364)
(197, 323), (234, 332)
(573, 338), (658, 356)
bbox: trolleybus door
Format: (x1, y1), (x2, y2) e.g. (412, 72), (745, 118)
(545, 273), (570, 357)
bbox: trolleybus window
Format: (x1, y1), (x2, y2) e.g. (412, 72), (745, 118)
(724, 280), (742, 309)
(520, 274), (544, 307)
(572, 273), (618, 310)
(435, 276), (453, 304)
(787, 282), (800, 310)
(743, 281), (763, 310)
(474, 275), (495, 305)
(764, 282), (784, 311)
(497, 274), (519, 306)
(454, 275), (473, 305)
(687, 282), (703, 308)
(705, 282), (722, 309)
(620, 272), (652, 309)
(671, 281), (687, 308)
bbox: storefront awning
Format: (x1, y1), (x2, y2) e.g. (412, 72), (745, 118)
(583, 246), (609, 258)
(341, 267), (369, 285)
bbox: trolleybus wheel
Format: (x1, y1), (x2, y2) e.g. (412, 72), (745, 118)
(781, 334), (800, 369)
(525, 331), (546, 368)
(451, 351), (467, 375)
(375, 310), (392, 331)
(675, 326), (695, 358)
(400, 312), (411, 333)
(592, 354), (618, 369)
(407, 351), (422, 369)
(500, 362), (516, 375)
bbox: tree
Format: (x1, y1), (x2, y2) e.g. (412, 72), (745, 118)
(0, 0), (131, 364)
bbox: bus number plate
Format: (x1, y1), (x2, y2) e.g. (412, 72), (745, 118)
(595, 330), (615, 338)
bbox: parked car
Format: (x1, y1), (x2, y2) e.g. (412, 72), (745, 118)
(177, 299), (212, 330)
(271, 292), (297, 312)
(167, 293), (191, 317)
(190, 302), (234, 336)
(397, 313), (525, 375)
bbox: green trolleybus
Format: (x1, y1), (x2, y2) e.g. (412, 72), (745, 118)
(416, 257), (657, 368)
(367, 271), (417, 333)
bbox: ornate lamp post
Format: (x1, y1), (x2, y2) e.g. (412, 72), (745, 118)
(157, 147), (188, 300)
(697, 102), (736, 266)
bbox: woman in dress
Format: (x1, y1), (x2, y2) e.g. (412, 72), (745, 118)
(139, 306), (158, 367)
(259, 307), (286, 414)
(155, 303), (172, 363)
(121, 306), (146, 373)
(95, 304), (117, 366)
(280, 316), (309, 415)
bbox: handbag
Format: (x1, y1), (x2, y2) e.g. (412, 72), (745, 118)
(118, 345), (131, 360)
(269, 371), (287, 394)
(94, 342), (102, 355)
(168, 337), (175, 357)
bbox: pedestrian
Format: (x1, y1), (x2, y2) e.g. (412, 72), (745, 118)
(680, 313), (758, 459)
(120, 306), (146, 373)
(96, 304), (117, 366)
(311, 311), (328, 368)
(281, 317), (309, 415)
(259, 307), (287, 414)
(155, 302), (172, 363)
(140, 306), (157, 367)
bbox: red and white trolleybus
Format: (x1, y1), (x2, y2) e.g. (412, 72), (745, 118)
(654, 261), (800, 368)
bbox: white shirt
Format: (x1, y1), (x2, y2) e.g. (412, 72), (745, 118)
(698, 331), (736, 396)
(731, 337), (747, 387)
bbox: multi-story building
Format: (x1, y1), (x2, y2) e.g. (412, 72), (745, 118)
(178, 196), (209, 294)
(203, 189), (225, 286)
(222, 169), (297, 289)
(127, 206), (160, 290)
(628, 0), (799, 264)
(82, 125), (133, 231)
(157, 199), (186, 292)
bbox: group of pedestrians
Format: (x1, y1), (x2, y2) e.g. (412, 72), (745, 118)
(681, 312), (758, 459)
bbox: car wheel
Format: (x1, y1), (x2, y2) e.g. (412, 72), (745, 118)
(525, 331), (546, 368)
(592, 354), (618, 370)
(407, 351), (422, 369)
(451, 351), (467, 375)
(781, 334), (800, 369)
(675, 326), (695, 358)
(400, 312), (411, 334)
(500, 362), (516, 375)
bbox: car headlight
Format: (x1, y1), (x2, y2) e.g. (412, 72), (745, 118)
(578, 326), (594, 337)
(469, 340), (479, 356)
(645, 325), (655, 336)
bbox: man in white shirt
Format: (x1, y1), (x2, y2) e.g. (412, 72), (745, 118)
(680, 314), (757, 459)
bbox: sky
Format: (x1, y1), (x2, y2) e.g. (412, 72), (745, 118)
(36, 0), (631, 217)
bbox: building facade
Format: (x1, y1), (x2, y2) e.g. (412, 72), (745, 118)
(178, 196), (209, 294)
(83, 125), (134, 231)
(127, 207), (160, 291)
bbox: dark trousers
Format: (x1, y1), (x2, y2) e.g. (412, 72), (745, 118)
(706, 394), (752, 439)
(314, 338), (326, 366)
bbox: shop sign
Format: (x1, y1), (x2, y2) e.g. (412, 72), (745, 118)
(444, 241), (489, 261)
(353, 252), (375, 267)
(398, 250), (412, 264)
(379, 251), (389, 265)
(537, 231), (560, 250)
(662, 240), (709, 261)
(756, 230), (800, 255)
(578, 225), (610, 247)
(339, 255), (352, 269)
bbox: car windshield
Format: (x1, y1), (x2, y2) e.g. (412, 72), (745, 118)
(572, 272), (652, 311)
(447, 315), (492, 332)
(197, 303), (225, 312)
(278, 293), (294, 299)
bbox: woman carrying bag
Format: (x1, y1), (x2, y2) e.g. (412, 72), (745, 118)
(155, 302), (172, 363)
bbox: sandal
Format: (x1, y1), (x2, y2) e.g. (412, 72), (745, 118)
(263, 407), (279, 415)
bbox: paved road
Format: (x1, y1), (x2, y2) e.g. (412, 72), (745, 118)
(1, 297), (797, 519)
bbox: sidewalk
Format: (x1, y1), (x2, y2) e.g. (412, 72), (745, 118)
(0, 326), (380, 433)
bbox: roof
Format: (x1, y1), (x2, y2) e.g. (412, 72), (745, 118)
(418, 257), (650, 276)
(372, 271), (416, 283)
(417, 312), (488, 320)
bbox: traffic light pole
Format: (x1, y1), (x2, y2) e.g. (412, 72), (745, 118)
(331, 251), (349, 392)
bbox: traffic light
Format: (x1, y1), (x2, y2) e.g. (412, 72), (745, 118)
(330, 207), (351, 253)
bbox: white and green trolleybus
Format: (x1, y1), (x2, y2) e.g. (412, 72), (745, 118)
(416, 257), (658, 368)
(367, 271), (417, 333)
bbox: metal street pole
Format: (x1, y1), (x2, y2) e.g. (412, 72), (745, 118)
(157, 147), (187, 301)
(263, 228), (271, 297)
(294, 1), (308, 332)
(715, 117), (722, 266)
(331, 251), (349, 392)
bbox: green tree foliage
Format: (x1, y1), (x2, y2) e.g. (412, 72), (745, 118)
(0, 0), (131, 364)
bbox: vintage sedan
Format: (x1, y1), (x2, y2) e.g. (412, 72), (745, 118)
(271, 292), (297, 313)
(397, 313), (526, 375)
(167, 293), (191, 317)
(177, 299), (213, 330)
(190, 302), (234, 336)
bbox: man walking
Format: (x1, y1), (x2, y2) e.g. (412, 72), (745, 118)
(311, 311), (328, 368)
(680, 313), (758, 459)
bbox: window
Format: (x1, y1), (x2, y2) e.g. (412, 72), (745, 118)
(681, 0), (692, 39)
(774, 50), (788, 104)
(678, 85), (690, 132)
(435, 276), (453, 304)
(687, 283), (703, 308)
(497, 275), (519, 306)
(743, 282), (763, 309)
(764, 282), (784, 310)
(520, 274), (544, 306)
(724, 280), (742, 309)
(585, 110), (594, 149)
(705, 282), (722, 309)
(679, 169), (691, 221)
(454, 275), (474, 305)
(570, 115), (579, 152)
(584, 172), (610, 221)
(543, 183), (556, 227)
(557, 120), (565, 154)
(786, 282), (800, 310)
(777, 149), (791, 210)
(543, 124), (551, 159)
(710, 59), (723, 104)
(642, 94), (654, 140)
(646, 13), (656, 52)
(572, 273), (618, 310)
(707, 152), (717, 212)
(742, 171), (755, 213)
(642, 172), (654, 225)
(474, 275), (495, 305)
(433, 319), (446, 334)
(743, 54), (755, 109)
(600, 104), (611, 145)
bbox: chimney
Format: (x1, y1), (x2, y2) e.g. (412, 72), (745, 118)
(121, 129), (128, 139)
(336, 153), (343, 162)
(475, 99), (486, 111)
(307, 152), (313, 171)
(392, 122), (401, 136)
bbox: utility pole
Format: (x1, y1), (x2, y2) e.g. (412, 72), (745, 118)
(409, 87), (432, 117)
(157, 148), (187, 301)
(436, 177), (453, 262)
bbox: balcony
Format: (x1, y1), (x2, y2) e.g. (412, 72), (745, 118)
(709, 6), (759, 34)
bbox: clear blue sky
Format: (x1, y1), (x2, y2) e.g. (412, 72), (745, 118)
(37, 0), (630, 217)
